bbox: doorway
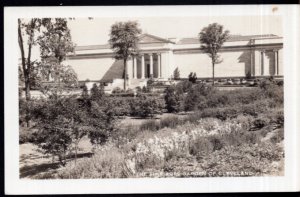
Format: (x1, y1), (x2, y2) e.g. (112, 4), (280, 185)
(147, 64), (150, 78)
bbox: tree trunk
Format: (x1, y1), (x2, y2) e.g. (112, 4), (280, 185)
(124, 59), (127, 91)
(212, 62), (215, 86)
(74, 143), (78, 166)
(18, 19), (31, 101)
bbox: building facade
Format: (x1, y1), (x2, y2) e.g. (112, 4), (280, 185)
(65, 33), (283, 89)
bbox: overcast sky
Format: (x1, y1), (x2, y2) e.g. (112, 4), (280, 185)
(68, 16), (282, 46)
(27, 16), (282, 60)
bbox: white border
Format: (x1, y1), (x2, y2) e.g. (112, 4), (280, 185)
(4, 5), (300, 194)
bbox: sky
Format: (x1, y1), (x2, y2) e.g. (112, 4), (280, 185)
(67, 16), (282, 46)
(27, 15), (282, 60)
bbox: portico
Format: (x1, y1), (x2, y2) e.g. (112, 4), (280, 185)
(251, 48), (282, 77)
(129, 53), (163, 79)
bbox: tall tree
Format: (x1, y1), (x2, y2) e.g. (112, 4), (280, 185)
(38, 18), (76, 84)
(109, 21), (141, 90)
(18, 18), (43, 100)
(37, 18), (77, 96)
(199, 23), (230, 86)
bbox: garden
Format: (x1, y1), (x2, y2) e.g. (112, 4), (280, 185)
(19, 77), (284, 179)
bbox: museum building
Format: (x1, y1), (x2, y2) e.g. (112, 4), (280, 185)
(65, 33), (283, 90)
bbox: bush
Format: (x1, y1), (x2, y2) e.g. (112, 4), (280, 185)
(57, 147), (128, 179)
(184, 84), (214, 111)
(164, 85), (182, 113)
(90, 83), (105, 101)
(208, 136), (224, 151)
(112, 87), (124, 94)
(175, 80), (193, 94)
(270, 128), (284, 144)
(173, 67), (180, 80)
(188, 72), (197, 83)
(19, 127), (36, 144)
(189, 137), (213, 156)
(130, 95), (165, 118)
(253, 117), (270, 129)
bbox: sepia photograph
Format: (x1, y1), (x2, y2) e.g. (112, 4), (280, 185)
(17, 15), (284, 179)
(5, 5), (300, 194)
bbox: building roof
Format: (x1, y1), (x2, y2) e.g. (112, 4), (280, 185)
(139, 33), (175, 44)
(75, 34), (281, 51)
(177, 34), (280, 45)
(75, 33), (175, 51)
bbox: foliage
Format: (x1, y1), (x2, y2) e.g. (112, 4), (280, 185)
(173, 67), (180, 80)
(109, 21), (142, 90)
(164, 85), (182, 113)
(18, 18), (75, 100)
(184, 84), (214, 111)
(87, 101), (117, 146)
(29, 93), (117, 165)
(57, 147), (128, 179)
(38, 18), (75, 63)
(199, 23), (230, 85)
(112, 87), (125, 94)
(174, 80), (193, 94)
(18, 18), (44, 100)
(188, 72), (197, 83)
(90, 83), (105, 101)
(130, 95), (165, 118)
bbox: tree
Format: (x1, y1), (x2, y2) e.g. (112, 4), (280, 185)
(37, 18), (78, 96)
(18, 18), (43, 100)
(90, 83), (105, 101)
(188, 72), (197, 83)
(87, 101), (117, 147)
(109, 21), (142, 90)
(199, 23), (230, 86)
(18, 18), (77, 100)
(173, 67), (180, 80)
(164, 85), (182, 113)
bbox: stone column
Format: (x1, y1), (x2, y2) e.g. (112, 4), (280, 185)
(254, 50), (261, 76)
(260, 50), (265, 76)
(157, 53), (161, 78)
(278, 49), (283, 75)
(149, 53), (153, 78)
(133, 56), (137, 79)
(274, 49), (278, 75)
(250, 50), (254, 76)
(141, 54), (145, 79)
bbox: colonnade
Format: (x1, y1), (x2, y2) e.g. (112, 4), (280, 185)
(251, 48), (282, 76)
(129, 53), (162, 79)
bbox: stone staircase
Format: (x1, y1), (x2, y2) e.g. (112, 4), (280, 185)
(128, 79), (148, 89)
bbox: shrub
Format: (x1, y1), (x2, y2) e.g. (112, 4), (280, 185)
(253, 117), (270, 129)
(184, 84), (214, 111)
(19, 127), (36, 144)
(164, 85), (182, 113)
(175, 80), (193, 94)
(173, 67), (180, 80)
(90, 83), (105, 101)
(189, 137), (213, 156)
(130, 95), (165, 118)
(57, 147), (128, 179)
(208, 135), (224, 151)
(188, 72), (197, 83)
(270, 128), (284, 144)
(112, 87), (124, 94)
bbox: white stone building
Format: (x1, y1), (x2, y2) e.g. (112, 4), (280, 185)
(65, 33), (283, 90)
